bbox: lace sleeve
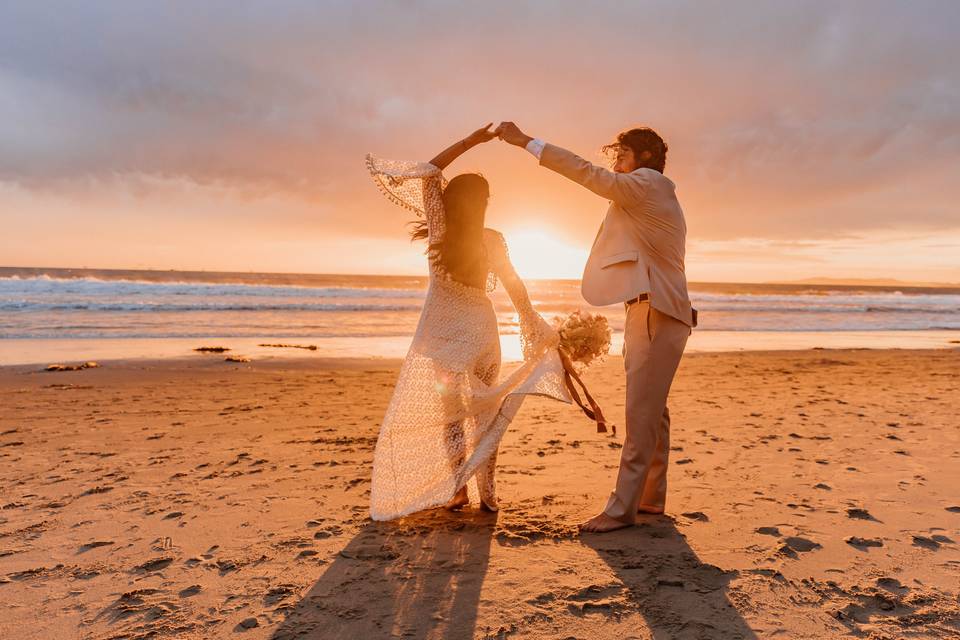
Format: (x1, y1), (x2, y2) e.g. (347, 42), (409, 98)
(366, 155), (448, 271)
(484, 229), (559, 359)
(365, 155), (447, 214)
(367, 153), (447, 272)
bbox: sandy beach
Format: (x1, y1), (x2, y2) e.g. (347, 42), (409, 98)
(1, 348), (958, 639)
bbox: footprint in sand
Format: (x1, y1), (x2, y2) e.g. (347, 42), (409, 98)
(778, 536), (821, 558)
(179, 584), (202, 597)
(911, 535), (943, 550)
(846, 507), (879, 521)
(681, 511), (709, 522)
(845, 536), (883, 549)
(876, 577), (908, 594)
(133, 557), (174, 573)
(264, 584), (298, 606)
(236, 617), (259, 631)
(784, 536), (820, 552)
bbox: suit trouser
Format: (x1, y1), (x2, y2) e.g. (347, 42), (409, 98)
(603, 300), (689, 523)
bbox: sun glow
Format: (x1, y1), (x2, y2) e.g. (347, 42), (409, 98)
(499, 227), (589, 280)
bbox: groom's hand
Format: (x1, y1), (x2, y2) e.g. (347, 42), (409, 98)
(496, 122), (533, 148)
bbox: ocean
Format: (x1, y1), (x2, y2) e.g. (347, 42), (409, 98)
(1, 267), (958, 364)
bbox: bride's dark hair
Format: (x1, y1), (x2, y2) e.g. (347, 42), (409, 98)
(409, 173), (490, 284)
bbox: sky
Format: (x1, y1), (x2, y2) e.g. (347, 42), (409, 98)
(1, 1), (958, 282)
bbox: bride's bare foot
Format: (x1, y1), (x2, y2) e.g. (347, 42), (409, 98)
(637, 505), (664, 515)
(444, 486), (469, 511)
(578, 511), (633, 533)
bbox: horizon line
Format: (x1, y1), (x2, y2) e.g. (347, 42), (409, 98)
(2, 265), (959, 290)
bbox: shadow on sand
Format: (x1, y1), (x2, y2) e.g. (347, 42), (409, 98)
(270, 509), (497, 640)
(271, 509), (758, 639)
(579, 515), (758, 639)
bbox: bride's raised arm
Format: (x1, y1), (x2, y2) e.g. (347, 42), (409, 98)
(484, 229), (559, 360)
(366, 123), (498, 239)
(429, 123), (497, 170)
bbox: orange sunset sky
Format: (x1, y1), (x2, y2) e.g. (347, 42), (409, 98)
(1, 2), (958, 282)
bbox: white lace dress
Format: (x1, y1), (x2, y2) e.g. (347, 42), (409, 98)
(366, 156), (572, 521)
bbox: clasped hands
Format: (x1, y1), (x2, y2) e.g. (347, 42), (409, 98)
(465, 122), (534, 148)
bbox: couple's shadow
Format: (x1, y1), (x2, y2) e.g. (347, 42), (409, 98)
(269, 509), (498, 640)
(270, 511), (756, 639)
(580, 515), (758, 639)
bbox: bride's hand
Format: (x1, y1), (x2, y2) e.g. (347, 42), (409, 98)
(430, 123), (495, 169)
(465, 123), (497, 145)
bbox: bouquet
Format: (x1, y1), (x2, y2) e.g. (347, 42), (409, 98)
(553, 310), (614, 434)
(554, 310), (612, 372)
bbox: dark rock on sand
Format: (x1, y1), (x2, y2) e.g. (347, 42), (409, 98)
(258, 343), (318, 350)
(45, 362), (100, 372)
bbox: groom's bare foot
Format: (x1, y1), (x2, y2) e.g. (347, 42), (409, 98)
(578, 512), (632, 533)
(444, 487), (469, 511)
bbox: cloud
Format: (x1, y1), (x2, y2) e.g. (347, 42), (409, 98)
(1, 1), (958, 272)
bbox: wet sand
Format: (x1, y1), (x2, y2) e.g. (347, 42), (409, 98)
(1, 349), (958, 638)
(4, 330), (959, 366)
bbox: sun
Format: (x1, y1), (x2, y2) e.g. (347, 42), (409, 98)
(499, 227), (588, 280)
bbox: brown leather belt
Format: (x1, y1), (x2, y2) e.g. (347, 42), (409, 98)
(625, 293), (649, 306)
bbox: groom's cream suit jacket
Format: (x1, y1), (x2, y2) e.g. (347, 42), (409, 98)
(538, 143), (695, 328)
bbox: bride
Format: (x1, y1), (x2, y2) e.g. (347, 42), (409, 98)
(365, 124), (574, 521)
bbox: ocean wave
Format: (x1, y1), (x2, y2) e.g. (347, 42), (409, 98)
(686, 304), (958, 314)
(0, 275), (427, 300)
(0, 331), (419, 339)
(689, 291), (960, 305)
(0, 301), (425, 312)
(2, 325), (957, 340)
(3, 272), (959, 337)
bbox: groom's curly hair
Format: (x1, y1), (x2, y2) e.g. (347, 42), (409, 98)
(602, 127), (668, 173)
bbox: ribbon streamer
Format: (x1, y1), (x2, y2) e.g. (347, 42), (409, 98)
(558, 349), (615, 435)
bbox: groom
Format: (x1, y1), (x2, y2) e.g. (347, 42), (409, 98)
(497, 122), (695, 533)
